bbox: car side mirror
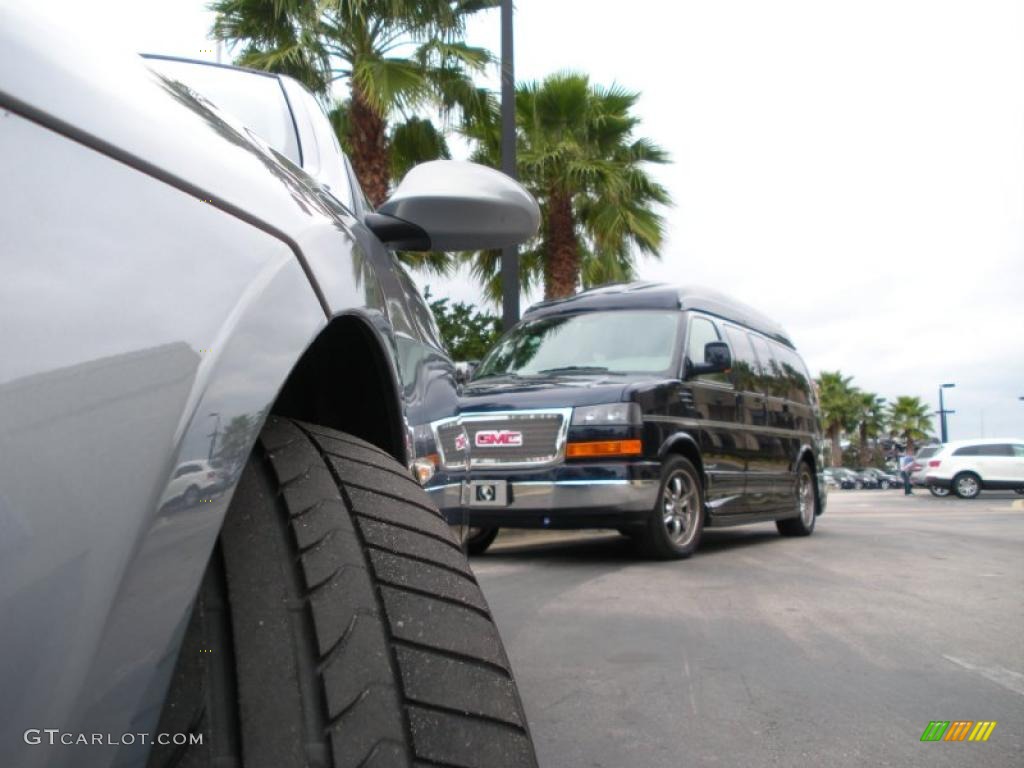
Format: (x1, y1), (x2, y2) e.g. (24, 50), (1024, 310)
(686, 341), (732, 378)
(365, 160), (540, 251)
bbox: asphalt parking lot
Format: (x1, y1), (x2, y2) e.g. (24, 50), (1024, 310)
(471, 490), (1024, 767)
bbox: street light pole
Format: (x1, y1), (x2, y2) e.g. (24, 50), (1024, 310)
(938, 383), (955, 443)
(499, 0), (519, 331)
(207, 412), (221, 462)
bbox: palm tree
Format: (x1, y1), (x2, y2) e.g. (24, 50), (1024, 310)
(887, 396), (934, 452)
(816, 371), (859, 466)
(463, 72), (671, 300)
(853, 391), (887, 463)
(210, 0), (495, 206)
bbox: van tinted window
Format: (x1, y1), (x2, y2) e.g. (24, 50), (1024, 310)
(770, 341), (812, 404)
(722, 325), (759, 391)
(749, 334), (785, 396)
(686, 316), (728, 384)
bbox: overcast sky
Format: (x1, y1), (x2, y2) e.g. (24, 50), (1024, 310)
(27, 0), (1024, 440)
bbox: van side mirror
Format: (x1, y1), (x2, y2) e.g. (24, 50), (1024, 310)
(366, 160), (540, 251)
(454, 361), (478, 385)
(687, 342), (732, 378)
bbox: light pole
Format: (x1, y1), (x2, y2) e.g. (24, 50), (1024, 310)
(937, 383), (955, 443)
(499, 0), (519, 331)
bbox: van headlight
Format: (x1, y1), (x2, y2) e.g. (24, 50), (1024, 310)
(571, 403), (641, 426)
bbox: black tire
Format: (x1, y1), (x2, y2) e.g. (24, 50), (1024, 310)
(463, 526), (500, 556)
(1015, 488), (1024, 496)
(777, 462), (817, 537)
(929, 485), (951, 498)
(636, 455), (704, 559)
(148, 417), (536, 768)
(952, 471), (982, 500)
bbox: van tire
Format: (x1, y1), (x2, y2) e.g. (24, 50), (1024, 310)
(148, 417), (537, 768)
(777, 462), (817, 537)
(463, 526), (500, 555)
(637, 455), (704, 559)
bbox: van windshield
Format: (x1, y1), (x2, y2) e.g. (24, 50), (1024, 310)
(475, 310), (681, 379)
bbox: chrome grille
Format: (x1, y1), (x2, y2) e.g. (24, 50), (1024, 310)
(462, 410), (570, 467)
(436, 421), (469, 468)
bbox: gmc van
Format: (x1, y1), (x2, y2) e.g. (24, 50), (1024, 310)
(432, 283), (828, 559)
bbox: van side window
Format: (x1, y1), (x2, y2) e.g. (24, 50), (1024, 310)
(1013, 444), (1024, 458)
(749, 334), (785, 396)
(953, 445), (980, 456)
(770, 341), (811, 404)
(722, 325), (759, 392)
(685, 316), (728, 384)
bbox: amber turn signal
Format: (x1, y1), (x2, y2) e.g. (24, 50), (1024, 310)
(565, 440), (642, 458)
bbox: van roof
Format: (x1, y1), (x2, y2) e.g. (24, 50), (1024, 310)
(523, 282), (794, 347)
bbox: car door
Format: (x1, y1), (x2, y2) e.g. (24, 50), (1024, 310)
(975, 443), (1016, 485)
(678, 313), (747, 515)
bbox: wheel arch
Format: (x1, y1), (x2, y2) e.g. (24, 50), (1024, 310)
(272, 310), (407, 465)
(795, 444), (825, 515)
(658, 433), (704, 479)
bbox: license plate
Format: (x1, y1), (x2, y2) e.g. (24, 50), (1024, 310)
(464, 480), (508, 507)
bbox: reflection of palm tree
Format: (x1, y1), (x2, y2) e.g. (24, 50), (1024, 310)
(213, 414), (260, 483)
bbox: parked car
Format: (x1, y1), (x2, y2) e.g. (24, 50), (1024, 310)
(158, 459), (223, 508)
(850, 470), (880, 489)
(909, 445), (950, 496)
(827, 468), (862, 489)
(925, 439), (1024, 499)
(0, 7), (540, 767)
(857, 468), (901, 490)
(823, 468), (842, 489)
(432, 283), (828, 559)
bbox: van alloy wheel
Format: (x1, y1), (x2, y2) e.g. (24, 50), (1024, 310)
(637, 455), (704, 559)
(663, 470), (700, 547)
(777, 463), (817, 537)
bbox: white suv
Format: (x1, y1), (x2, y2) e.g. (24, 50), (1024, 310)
(925, 439), (1024, 499)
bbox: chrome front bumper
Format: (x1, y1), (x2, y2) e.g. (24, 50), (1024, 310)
(426, 475), (660, 528)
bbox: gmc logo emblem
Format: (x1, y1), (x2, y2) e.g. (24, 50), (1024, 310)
(475, 430), (523, 447)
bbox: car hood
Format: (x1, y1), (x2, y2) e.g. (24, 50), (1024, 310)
(459, 374), (641, 412)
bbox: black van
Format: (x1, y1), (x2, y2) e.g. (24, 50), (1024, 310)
(431, 283), (828, 559)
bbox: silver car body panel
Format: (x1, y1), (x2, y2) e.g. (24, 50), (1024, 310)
(0, 6), (461, 766)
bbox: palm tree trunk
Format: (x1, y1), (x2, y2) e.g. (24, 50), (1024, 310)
(544, 189), (578, 299)
(348, 85), (391, 208)
(829, 426), (842, 467)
